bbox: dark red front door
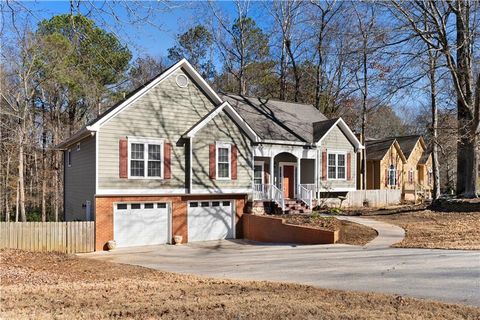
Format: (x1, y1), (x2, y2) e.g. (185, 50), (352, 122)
(283, 165), (295, 198)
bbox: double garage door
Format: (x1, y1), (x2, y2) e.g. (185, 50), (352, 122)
(113, 200), (234, 248)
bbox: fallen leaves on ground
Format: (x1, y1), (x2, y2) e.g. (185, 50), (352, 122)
(372, 210), (480, 250)
(1, 249), (478, 319)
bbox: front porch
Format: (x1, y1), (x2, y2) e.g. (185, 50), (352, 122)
(253, 152), (317, 211)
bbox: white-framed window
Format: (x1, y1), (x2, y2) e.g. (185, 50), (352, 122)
(254, 161), (264, 185)
(76, 142), (81, 151)
(128, 138), (163, 179)
(67, 149), (72, 167)
(388, 165), (397, 186)
(327, 152), (346, 180)
(216, 142), (231, 180)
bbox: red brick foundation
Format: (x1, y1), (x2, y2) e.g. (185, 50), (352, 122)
(95, 194), (247, 251)
(243, 214), (338, 245)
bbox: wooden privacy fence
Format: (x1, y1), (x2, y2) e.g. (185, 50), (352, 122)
(0, 222), (95, 253)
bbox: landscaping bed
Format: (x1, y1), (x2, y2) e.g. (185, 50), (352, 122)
(1, 249), (479, 319)
(371, 210), (480, 250)
(281, 214), (377, 246)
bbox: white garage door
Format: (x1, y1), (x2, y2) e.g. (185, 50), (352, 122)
(114, 202), (169, 247)
(188, 200), (234, 242)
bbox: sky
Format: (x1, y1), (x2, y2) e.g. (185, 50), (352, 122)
(15, 1), (255, 61)
(6, 1), (432, 120)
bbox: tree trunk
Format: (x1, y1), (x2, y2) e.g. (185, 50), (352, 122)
(361, 37), (368, 191)
(15, 180), (19, 222)
(279, 42), (287, 101)
(5, 155), (10, 222)
(455, 2), (477, 197)
(18, 142), (26, 222)
(285, 39), (300, 102)
(428, 49), (441, 200)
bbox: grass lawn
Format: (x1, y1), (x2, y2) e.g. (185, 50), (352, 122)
(371, 210), (480, 250)
(1, 250), (479, 319)
(281, 214), (378, 245)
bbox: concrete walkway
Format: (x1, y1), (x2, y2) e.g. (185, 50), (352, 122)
(85, 219), (480, 306)
(329, 215), (405, 248)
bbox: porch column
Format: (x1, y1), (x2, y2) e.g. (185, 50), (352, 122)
(270, 156), (274, 199)
(297, 157), (301, 197)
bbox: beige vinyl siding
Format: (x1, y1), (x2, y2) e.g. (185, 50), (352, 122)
(97, 68), (216, 191)
(379, 146), (404, 191)
(64, 135), (95, 221)
(191, 110), (252, 190)
(319, 125), (356, 190)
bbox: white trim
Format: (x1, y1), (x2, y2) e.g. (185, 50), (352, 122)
(262, 139), (310, 146)
(189, 188), (252, 194)
(216, 142), (231, 180)
(279, 161), (297, 198)
(87, 59), (222, 131)
(253, 161), (265, 185)
(95, 131), (99, 194)
(316, 118), (364, 151)
(128, 137), (164, 179)
(76, 142), (81, 151)
(318, 187), (357, 192)
(97, 188), (188, 195)
(327, 151), (347, 181)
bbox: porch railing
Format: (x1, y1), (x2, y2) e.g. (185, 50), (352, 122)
(254, 184), (271, 200)
(298, 184), (313, 208)
(271, 184), (285, 211)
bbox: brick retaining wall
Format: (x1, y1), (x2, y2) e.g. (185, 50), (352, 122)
(242, 214), (338, 245)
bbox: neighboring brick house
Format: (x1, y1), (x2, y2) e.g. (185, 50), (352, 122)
(57, 59), (363, 250)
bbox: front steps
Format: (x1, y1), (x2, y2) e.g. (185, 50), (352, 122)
(251, 199), (312, 214)
(278, 199), (312, 214)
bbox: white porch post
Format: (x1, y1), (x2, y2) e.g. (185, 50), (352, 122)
(297, 157), (301, 197)
(270, 156), (274, 199)
(314, 152), (318, 199)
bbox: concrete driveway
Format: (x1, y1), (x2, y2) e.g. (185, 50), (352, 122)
(85, 218), (480, 307)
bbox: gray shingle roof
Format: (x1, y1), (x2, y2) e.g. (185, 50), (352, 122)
(419, 151), (430, 164)
(365, 138), (397, 160)
(389, 135), (421, 159)
(221, 94), (327, 143)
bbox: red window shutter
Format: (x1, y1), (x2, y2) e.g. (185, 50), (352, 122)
(209, 144), (216, 179)
(164, 143), (172, 179)
(347, 153), (352, 181)
(397, 171), (401, 187)
(321, 151), (327, 180)
(119, 138), (128, 179)
(385, 168), (388, 187)
(231, 144), (238, 180)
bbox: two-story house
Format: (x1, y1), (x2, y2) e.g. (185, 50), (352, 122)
(57, 59), (363, 250)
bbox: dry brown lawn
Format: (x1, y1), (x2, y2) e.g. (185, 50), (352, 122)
(283, 214), (378, 245)
(1, 250), (479, 319)
(371, 210), (480, 250)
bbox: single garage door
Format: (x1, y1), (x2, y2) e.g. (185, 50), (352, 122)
(114, 202), (169, 247)
(188, 200), (234, 242)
